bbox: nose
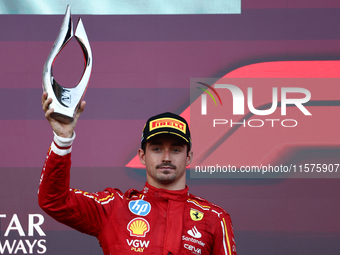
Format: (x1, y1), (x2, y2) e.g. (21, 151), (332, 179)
(162, 149), (171, 163)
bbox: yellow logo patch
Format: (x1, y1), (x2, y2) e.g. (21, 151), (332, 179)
(127, 218), (150, 237)
(149, 118), (186, 134)
(190, 209), (204, 221)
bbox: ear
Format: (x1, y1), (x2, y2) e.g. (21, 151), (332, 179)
(138, 148), (146, 166)
(186, 151), (193, 166)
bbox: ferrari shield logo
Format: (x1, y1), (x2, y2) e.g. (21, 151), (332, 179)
(190, 209), (204, 221)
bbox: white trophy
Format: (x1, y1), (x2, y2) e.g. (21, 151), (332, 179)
(42, 5), (92, 123)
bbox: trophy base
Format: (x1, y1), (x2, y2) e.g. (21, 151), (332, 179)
(50, 112), (74, 124)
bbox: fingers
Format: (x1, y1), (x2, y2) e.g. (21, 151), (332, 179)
(41, 91), (47, 105)
(42, 92), (54, 121)
(44, 108), (54, 120)
(42, 92), (52, 111)
(79, 101), (86, 113)
(74, 101), (86, 121)
(42, 98), (52, 112)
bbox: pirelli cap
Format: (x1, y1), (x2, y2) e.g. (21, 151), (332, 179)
(141, 112), (191, 149)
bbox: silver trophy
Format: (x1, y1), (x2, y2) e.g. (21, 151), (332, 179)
(42, 5), (92, 123)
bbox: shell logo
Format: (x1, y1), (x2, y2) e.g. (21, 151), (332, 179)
(127, 218), (150, 237)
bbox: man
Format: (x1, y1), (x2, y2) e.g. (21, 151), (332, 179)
(39, 92), (237, 255)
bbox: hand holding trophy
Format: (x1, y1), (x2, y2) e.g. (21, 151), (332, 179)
(42, 5), (92, 125)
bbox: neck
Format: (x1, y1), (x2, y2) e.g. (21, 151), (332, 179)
(146, 177), (186, 191)
(144, 182), (189, 201)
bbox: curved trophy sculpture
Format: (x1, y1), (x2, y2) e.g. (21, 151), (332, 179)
(42, 5), (92, 123)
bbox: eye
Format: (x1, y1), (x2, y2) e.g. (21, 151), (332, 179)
(172, 148), (181, 153)
(152, 147), (161, 152)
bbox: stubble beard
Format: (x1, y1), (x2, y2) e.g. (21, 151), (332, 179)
(154, 163), (177, 184)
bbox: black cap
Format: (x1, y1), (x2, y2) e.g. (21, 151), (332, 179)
(141, 112), (191, 149)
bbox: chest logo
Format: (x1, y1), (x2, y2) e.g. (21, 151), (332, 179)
(126, 239), (150, 253)
(187, 226), (202, 238)
(190, 209), (204, 221)
(129, 200), (151, 216)
(127, 218), (150, 237)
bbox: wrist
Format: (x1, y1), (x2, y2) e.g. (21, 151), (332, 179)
(53, 131), (75, 147)
(50, 131), (76, 156)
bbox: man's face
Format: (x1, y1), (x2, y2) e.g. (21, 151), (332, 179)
(138, 134), (192, 190)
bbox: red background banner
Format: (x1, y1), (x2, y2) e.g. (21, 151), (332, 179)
(0, 1), (340, 254)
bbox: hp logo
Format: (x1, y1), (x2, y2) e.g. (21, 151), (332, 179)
(128, 200), (151, 216)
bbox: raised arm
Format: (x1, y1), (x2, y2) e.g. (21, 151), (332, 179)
(38, 93), (112, 236)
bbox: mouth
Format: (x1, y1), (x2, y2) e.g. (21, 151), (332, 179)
(156, 164), (176, 171)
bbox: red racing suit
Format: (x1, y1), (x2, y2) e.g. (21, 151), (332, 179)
(38, 134), (237, 255)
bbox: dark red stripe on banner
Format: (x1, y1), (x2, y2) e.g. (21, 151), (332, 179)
(1, 9), (340, 41)
(0, 88), (189, 120)
(0, 120), (144, 167)
(2, 41), (340, 91)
